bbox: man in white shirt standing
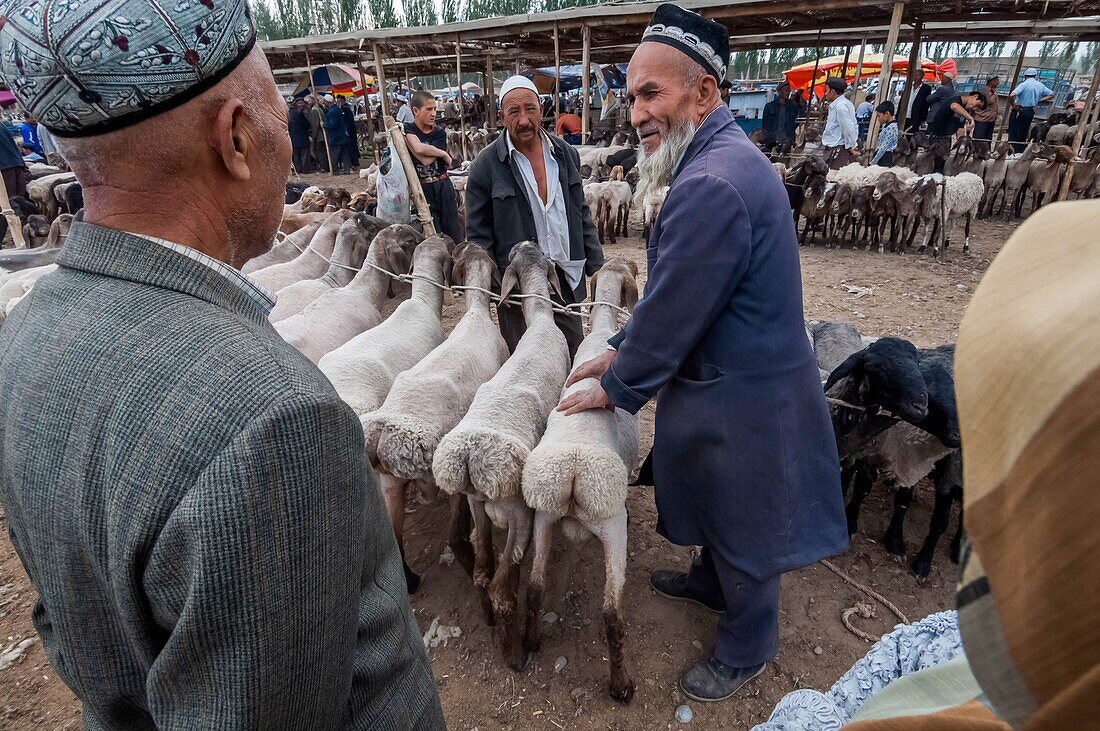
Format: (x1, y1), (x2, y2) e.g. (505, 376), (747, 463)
(820, 77), (860, 169)
(465, 75), (603, 358)
(395, 96), (415, 125)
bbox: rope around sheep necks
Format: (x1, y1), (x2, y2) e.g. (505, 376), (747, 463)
(272, 235), (910, 640)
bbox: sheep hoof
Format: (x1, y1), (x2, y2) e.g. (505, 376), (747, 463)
(883, 533), (907, 557)
(910, 554), (934, 579)
(610, 678), (636, 704)
(403, 562), (422, 594)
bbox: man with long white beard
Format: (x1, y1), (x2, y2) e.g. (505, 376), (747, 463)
(559, 3), (847, 704)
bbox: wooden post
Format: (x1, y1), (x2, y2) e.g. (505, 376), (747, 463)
(553, 22), (561, 127)
(852, 36), (868, 92)
(0, 172), (26, 248)
(373, 43), (389, 119)
(404, 67), (411, 96)
(1057, 54), (1100, 200)
(842, 45), (852, 83)
(867, 1), (905, 151)
(896, 21), (922, 132)
(456, 40), (468, 162)
(384, 115), (436, 236)
(486, 55), (497, 130)
(356, 59), (379, 165)
(800, 30), (823, 145)
(998, 39), (1028, 143)
(305, 47), (334, 174)
(581, 24), (591, 143)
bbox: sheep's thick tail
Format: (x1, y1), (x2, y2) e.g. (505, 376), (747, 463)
(522, 444), (628, 523)
(433, 427), (528, 501)
(365, 413), (440, 481)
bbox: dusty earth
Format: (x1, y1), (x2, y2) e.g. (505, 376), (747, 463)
(0, 170), (1022, 729)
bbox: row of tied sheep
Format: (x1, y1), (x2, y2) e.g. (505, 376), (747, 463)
(1, 169), (84, 249)
(0, 201), (966, 701)
(241, 210), (644, 702)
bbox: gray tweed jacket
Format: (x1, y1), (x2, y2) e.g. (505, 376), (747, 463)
(0, 224), (444, 730)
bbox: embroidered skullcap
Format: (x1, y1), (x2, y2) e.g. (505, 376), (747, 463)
(498, 75), (539, 103)
(0, 0), (256, 138)
(641, 3), (730, 82)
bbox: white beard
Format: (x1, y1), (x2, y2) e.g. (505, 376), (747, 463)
(633, 120), (697, 208)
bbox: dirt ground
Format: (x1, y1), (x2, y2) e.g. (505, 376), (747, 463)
(0, 171), (1021, 729)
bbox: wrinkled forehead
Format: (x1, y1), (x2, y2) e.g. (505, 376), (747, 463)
(502, 88), (540, 112)
(627, 41), (683, 93)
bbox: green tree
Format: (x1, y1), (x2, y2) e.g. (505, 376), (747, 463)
(403, 0), (438, 26)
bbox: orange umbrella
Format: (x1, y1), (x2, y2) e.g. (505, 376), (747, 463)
(784, 53), (939, 98)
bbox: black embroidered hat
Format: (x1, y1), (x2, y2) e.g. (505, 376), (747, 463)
(641, 3), (730, 82)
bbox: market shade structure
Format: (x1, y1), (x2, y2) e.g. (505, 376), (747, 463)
(784, 53), (938, 97)
(292, 63), (376, 97)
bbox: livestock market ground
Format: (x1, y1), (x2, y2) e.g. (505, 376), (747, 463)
(0, 171), (1023, 730)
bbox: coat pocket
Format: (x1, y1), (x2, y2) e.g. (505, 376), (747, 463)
(676, 359), (724, 384)
(492, 182), (516, 200)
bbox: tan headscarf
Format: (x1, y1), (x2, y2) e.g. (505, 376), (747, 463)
(849, 200), (1100, 730)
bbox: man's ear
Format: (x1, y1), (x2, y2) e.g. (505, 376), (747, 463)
(212, 98), (250, 181)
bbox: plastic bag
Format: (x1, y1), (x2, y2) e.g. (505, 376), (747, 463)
(375, 145), (411, 224)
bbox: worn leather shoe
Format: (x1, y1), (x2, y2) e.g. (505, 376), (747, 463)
(679, 658), (766, 702)
(649, 570), (726, 614)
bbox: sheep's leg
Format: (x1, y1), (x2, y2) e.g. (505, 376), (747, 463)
(524, 511), (559, 656)
(882, 483), (913, 557)
(904, 216), (921, 251)
(590, 510), (635, 703)
(469, 496), (497, 626)
(911, 485), (954, 579)
(380, 473), (420, 594)
(489, 498), (533, 672)
(447, 493), (476, 579)
(950, 497), (965, 564)
(963, 212), (972, 254)
(844, 464), (875, 537)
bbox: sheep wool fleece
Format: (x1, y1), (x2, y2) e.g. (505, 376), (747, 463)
(602, 105), (848, 580)
(0, 224), (444, 730)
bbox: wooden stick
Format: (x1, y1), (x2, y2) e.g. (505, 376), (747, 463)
(0, 169), (26, 248)
(356, 59), (379, 165)
(867, 1), (905, 151)
(896, 21), (922, 132)
(998, 38), (1028, 143)
(373, 43), (389, 119)
(581, 24), (591, 143)
(1057, 53), (1100, 201)
(305, 48), (334, 174)
(456, 40), (468, 162)
(554, 23), (561, 128)
(384, 115), (436, 237)
(486, 55), (497, 131)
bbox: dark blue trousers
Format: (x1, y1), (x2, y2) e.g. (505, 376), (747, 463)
(685, 547), (780, 668)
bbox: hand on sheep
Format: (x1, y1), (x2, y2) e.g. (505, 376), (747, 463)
(565, 350), (616, 387)
(556, 384), (614, 416)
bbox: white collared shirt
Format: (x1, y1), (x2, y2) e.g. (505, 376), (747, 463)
(129, 232), (277, 315)
(822, 95), (858, 148)
(505, 130), (584, 290)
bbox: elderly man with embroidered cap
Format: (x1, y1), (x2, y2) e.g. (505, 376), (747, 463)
(465, 74), (603, 358)
(0, 1), (444, 728)
(558, 3), (846, 703)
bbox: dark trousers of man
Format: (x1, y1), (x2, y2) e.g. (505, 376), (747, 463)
(329, 142), (351, 174)
(292, 145), (311, 174)
(346, 140), (360, 168)
(972, 121), (995, 148)
(685, 547), (780, 669)
(421, 177), (463, 244)
(312, 138), (329, 172)
(1008, 107), (1034, 153)
(497, 268), (583, 361)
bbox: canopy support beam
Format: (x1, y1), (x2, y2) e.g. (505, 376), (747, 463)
(305, 47), (334, 174)
(554, 22), (561, 127)
(356, 59), (378, 164)
(998, 38), (1028, 143)
(373, 43), (389, 119)
(1058, 53), (1100, 200)
(486, 55), (497, 131)
(897, 21), (922, 132)
(581, 24), (591, 143)
(867, 1), (905, 151)
(456, 39), (468, 162)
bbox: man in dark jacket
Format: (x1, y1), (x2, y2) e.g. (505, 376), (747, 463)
(0, 2), (444, 727)
(760, 82), (798, 151)
(324, 94), (350, 174)
(465, 75), (603, 358)
(307, 95), (329, 172)
(559, 3), (845, 703)
(338, 95), (359, 170)
(288, 98), (312, 173)
(907, 79), (933, 134)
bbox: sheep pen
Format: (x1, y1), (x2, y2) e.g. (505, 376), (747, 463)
(0, 167), (1031, 730)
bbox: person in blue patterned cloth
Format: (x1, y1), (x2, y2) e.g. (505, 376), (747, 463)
(870, 101), (899, 166)
(0, 0), (444, 728)
(558, 2), (846, 705)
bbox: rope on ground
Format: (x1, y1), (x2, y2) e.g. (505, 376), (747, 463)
(819, 558), (910, 643)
